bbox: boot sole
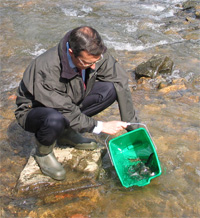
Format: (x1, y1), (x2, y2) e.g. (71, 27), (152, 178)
(40, 167), (66, 181)
(74, 142), (98, 150)
(41, 169), (66, 181)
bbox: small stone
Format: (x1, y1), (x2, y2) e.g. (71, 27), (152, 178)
(185, 17), (195, 22)
(28, 210), (38, 218)
(164, 29), (178, 35)
(158, 82), (169, 89)
(172, 78), (187, 85)
(195, 11), (200, 18)
(137, 77), (152, 90)
(69, 214), (88, 218)
(8, 94), (17, 100)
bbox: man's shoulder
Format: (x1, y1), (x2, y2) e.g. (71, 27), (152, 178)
(36, 45), (59, 61)
(34, 45), (60, 68)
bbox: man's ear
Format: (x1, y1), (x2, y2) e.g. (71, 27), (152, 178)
(68, 48), (73, 56)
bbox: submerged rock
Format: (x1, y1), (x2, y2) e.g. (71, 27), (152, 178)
(181, 0), (200, 19)
(16, 147), (103, 195)
(182, 0), (199, 11)
(158, 78), (187, 94)
(158, 84), (187, 94)
(135, 55), (174, 79)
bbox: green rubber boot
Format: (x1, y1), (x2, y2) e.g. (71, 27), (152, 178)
(34, 139), (66, 181)
(57, 128), (99, 150)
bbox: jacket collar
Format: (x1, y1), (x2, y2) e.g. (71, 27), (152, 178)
(58, 31), (78, 80)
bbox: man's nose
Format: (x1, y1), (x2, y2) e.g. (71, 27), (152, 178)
(90, 63), (96, 70)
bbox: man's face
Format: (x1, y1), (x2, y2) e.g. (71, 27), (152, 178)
(69, 49), (102, 70)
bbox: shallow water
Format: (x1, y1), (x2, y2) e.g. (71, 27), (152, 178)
(1, 0), (200, 217)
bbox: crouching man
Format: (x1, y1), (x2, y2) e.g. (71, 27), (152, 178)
(15, 26), (138, 181)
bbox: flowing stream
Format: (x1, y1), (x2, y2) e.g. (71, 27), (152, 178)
(0, 0), (200, 217)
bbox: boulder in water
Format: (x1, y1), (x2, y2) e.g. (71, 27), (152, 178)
(182, 0), (199, 11)
(135, 55), (174, 79)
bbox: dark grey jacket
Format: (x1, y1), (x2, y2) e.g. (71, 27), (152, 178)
(15, 31), (138, 133)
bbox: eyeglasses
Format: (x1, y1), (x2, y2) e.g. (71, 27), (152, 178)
(77, 54), (103, 67)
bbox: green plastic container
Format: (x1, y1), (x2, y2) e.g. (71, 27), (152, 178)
(109, 128), (162, 188)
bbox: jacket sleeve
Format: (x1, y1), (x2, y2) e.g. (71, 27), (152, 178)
(96, 52), (139, 131)
(23, 59), (97, 133)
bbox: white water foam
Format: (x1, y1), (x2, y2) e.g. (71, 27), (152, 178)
(105, 39), (169, 51)
(148, 9), (175, 21)
(25, 44), (46, 56)
(61, 8), (78, 17)
(81, 5), (92, 13)
(195, 168), (200, 177)
(164, 0), (184, 3)
(125, 22), (138, 33)
(145, 22), (162, 30)
(159, 9), (174, 19)
(61, 5), (92, 17)
(2, 81), (19, 92)
(29, 48), (46, 56)
(140, 4), (165, 12)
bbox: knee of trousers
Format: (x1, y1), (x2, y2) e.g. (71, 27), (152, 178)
(101, 82), (117, 102)
(38, 112), (69, 145)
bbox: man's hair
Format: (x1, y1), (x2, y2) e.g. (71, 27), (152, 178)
(68, 26), (105, 57)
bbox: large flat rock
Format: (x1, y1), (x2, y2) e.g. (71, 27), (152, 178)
(16, 147), (103, 195)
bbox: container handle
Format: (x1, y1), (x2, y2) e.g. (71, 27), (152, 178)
(127, 123), (157, 150)
(105, 135), (114, 166)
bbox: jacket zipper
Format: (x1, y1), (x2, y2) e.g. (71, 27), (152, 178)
(85, 71), (97, 97)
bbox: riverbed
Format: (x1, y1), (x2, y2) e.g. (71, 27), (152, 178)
(0, 0), (200, 217)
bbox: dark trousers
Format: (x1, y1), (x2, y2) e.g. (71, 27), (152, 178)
(25, 81), (117, 145)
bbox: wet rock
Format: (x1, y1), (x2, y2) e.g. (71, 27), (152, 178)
(158, 78), (187, 94)
(195, 10), (200, 18)
(69, 214), (88, 218)
(158, 81), (169, 89)
(182, 0), (199, 11)
(150, 75), (169, 89)
(16, 147), (102, 195)
(136, 30), (165, 45)
(185, 16), (196, 22)
(182, 0), (200, 19)
(27, 188), (100, 218)
(136, 77), (152, 90)
(136, 75), (172, 91)
(8, 94), (17, 100)
(159, 84), (187, 94)
(179, 95), (200, 104)
(108, 209), (125, 218)
(194, 5), (200, 18)
(172, 78), (187, 85)
(17, 2), (36, 8)
(28, 210), (37, 218)
(135, 55), (174, 79)
(164, 29), (179, 35)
